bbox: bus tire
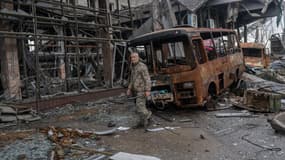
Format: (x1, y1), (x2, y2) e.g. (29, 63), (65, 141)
(154, 102), (167, 110)
(205, 82), (217, 111)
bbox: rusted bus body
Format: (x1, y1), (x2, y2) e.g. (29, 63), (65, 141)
(129, 27), (245, 108)
(240, 42), (270, 68)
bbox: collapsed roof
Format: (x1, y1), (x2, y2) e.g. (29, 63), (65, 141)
(176, 0), (283, 27)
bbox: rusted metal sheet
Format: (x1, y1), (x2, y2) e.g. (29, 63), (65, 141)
(20, 88), (125, 111)
(243, 89), (280, 112)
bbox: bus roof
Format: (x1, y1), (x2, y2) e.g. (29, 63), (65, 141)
(128, 27), (236, 46)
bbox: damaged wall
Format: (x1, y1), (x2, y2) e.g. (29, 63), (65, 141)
(0, 1), (22, 100)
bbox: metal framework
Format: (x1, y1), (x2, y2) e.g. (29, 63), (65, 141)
(0, 0), (133, 103)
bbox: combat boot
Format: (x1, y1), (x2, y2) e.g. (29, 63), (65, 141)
(144, 111), (152, 130)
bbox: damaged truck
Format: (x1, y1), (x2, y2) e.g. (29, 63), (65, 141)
(241, 42), (270, 69)
(128, 27), (245, 109)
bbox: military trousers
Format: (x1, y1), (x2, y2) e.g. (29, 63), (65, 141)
(135, 92), (151, 126)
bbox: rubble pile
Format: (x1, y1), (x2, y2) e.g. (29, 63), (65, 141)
(42, 98), (141, 128)
(0, 133), (52, 160)
(40, 126), (112, 160)
(0, 104), (41, 128)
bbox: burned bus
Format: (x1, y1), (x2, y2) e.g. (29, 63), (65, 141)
(128, 27), (245, 109)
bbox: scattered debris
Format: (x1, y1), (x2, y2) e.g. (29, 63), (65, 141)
(243, 89), (281, 112)
(179, 119), (193, 123)
(214, 128), (235, 136)
(0, 105), (17, 114)
(153, 112), (174, 122)
(241, 134), (281, 151)
(146, 126), (180, 136)
(0, 129), (36, 145)
(94, 128), (117, 136)
(214, 102), (233, 110)
(0, 115), (17, 122)
(40, 126), (116, 159)
(268, 112), (285, 133)
(214, 123), (260, 136)
(146, 128), (165, 132)
(231, 78), (282, 113)
(0, 122), (17, 128)
(49, 150), (55, 160)
(108, 121), (116, 127)
(200, 134), (206, 140)
(215, 112), (256, 118)
(64, 145), (113, 156)
(17, 154), (27, 160)
(0, 104), (41, 126)
(116, 126), (130, 131)
(84, 154), (106, 160)
(110, 152), (161, 160)
(0, 133), (52, 160)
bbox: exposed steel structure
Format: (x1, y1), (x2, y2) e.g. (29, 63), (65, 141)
(0, 0), (133, 104)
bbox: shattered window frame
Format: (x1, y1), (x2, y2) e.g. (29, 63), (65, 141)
(201, 32), (217, 61)
(191, 38), (207, 64)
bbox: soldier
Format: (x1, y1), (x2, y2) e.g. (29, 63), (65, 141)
(127, 52), (152, 129)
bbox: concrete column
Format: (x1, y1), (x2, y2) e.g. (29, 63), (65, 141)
(98, 0), (113, 87)
(0, 1), (22, 99)
(152, 0), (161, 31)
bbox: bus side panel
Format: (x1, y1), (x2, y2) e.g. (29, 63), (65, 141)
(225, 52), (244, 86)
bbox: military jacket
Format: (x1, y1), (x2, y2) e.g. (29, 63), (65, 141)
(128, 62), (151, 92)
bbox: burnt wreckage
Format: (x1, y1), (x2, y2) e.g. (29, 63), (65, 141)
(129, 27), (245, 109)
(0, 0), (282, 108)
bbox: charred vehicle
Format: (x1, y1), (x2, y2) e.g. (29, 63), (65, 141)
(128, 27), (245, 109)
(241, 42), (270, 68)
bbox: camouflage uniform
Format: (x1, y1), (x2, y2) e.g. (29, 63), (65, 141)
(128, 61), (152, 127)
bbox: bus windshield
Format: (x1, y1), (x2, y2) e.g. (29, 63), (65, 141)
(242, 48), (262, 58)
(132, 36), (196, 73)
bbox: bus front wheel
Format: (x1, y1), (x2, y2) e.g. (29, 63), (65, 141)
(205, 83), (217, 111)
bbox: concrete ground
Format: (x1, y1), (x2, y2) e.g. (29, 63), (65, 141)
(0, 96), (285, 160)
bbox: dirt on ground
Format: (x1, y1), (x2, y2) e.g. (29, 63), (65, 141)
(1, 96), (285, 160)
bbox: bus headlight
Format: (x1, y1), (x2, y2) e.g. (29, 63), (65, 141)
(183, 82), (194, 88)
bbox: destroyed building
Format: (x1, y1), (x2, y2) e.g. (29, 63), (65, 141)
(1, 1), (285, 160)
(0, 0), (133, 101)
(0, 0), (282, 104)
